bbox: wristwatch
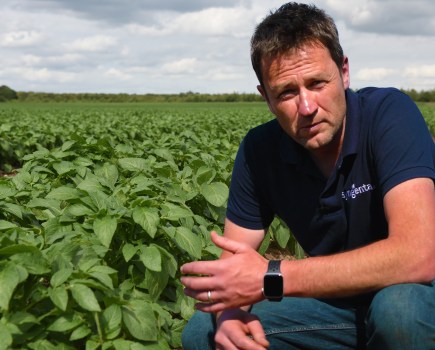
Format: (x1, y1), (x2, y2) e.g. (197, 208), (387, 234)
(263, 260), (283, 301)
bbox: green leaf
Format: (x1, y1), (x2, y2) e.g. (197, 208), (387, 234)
(0, 244), (39, 256)
(180, 294), (195, 320)
(144, 268), (168, 301)
(173, 227), (202, 259)
(122, 301), (157, 341)
(156, 245), (178, 278)
(69, 324), (91, 341)
(132, 207), (159, 238)
(93, 216), (117, 248)
(0, 264), (28, 310)
(122, 243), (137, 262)
(49, 286), (69, 311)
(78, 176), (105, 193)
(53, 161), (76, 175)
(118, 158), (148, 172)
(139, 245), (162, 272)
(0, 184), (17, 199)
(96, 163), (119, 187)
(161, 203), (193, 221)
(61, 140), (76, 151)
(51, 268), (73, 287)
(10, 251), (50, 275)
(195, 166), (215, 185)
(47, 314), (82, 332)
(274, 223), (291, 248)
(102, 304), (122, 340)
(200, 182), (229, 207)
(0, 220), (17, 230)
(70, 283), (101, 312)
(27, 197), (61, 212)
(1, 202), (23, 219)
(0, 323), (13, 350)
(65, 203), (95, 217)
(46, 186), (82, 201)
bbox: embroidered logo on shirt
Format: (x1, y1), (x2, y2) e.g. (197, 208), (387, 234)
(342, 183), (375, 201)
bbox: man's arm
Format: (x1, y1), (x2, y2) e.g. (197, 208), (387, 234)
(281, 177), (435, 298)
(182, 177), (435, 313)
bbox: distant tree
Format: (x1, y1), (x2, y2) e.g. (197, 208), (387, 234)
(0, 85), (18, 102)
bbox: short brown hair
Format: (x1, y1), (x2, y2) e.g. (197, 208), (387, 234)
(251, 2), (344, 86)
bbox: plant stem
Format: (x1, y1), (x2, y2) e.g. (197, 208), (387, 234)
(94, 312), (104, 344)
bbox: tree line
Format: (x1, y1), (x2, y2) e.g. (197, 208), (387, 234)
(2, 85), (435, 103)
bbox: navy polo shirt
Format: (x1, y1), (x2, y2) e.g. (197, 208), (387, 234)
(227, 88), (435, 256)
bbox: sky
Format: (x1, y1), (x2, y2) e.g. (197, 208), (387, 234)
(1, 0), (434, 94)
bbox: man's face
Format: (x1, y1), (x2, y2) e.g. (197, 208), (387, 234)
(258, 43), (350, 156)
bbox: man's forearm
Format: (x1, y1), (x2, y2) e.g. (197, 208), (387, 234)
(281, 235), (434, 298)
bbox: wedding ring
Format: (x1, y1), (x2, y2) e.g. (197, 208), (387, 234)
(207, 290), (213, 303)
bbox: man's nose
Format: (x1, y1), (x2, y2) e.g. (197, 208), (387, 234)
(298, 89), (318, 116)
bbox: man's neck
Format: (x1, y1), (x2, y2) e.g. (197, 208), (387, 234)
(309, 121), (346, 178)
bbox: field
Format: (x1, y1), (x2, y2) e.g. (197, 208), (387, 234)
(0, 101), (434, 349)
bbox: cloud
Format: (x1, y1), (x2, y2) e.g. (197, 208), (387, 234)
(104, 68), (132, 81)
(10, 67), (76, 83)
(162, 58), (199, 74)
(0, 30), (42, 47)
(11, 0), (247, 26)
(67, 35), (118, 52)
(404, 65), (435, 79)
(324, 0), (435, 36)
(355, 68), (397, 81)
(127, 6), (254, 38)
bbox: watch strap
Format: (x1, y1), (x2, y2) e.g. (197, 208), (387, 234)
(268, 260), (281, 272)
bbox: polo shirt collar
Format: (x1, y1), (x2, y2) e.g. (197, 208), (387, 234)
(341, 89), (361, 159)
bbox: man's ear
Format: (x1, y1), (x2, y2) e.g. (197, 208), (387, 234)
(257, 85), (266, 100)
(341, 56), (350, 89)
(257, 84), (275, 114)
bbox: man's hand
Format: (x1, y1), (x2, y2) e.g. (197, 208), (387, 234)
(215, 309), (269, 350)
(180, 231), (268, 313)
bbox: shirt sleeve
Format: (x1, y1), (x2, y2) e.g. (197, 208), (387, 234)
(371, 90), (435, 196)
(226, 138), (274, 229)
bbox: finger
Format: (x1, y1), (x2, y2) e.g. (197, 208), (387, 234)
(194, 301), (228, 313)
(183, 288), (219, 303)
(230, 332), (269, 350)
(194, 300), (250, 314)
(247, 319), (270, 348)
(180, 275), (217, 291)
(180, 260), (218, 275)
(210, 231), (249, 255)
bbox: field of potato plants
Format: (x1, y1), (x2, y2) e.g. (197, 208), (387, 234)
(0, 101), (433, 350)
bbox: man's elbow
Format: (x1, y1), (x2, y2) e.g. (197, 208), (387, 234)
(409, 248), (435, 283)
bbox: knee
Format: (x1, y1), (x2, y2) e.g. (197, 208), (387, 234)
(367, 282), (435, 348)
(181, 311), (216, 350)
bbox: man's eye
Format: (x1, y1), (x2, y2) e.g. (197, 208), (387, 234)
(312, 81), (326, 89)
(279, 89), (297, 99)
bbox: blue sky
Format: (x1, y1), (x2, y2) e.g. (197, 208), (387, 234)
(1, 0), (434, 94)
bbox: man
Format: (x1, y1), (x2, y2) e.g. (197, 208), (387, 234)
(181, 2), (435, 349)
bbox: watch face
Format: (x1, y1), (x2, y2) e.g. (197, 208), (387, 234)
(263, 274), (283, 297)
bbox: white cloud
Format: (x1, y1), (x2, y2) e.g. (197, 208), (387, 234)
(20, 54), (42, 66)
(67, 35), (117, 52)
(10, 67), (76, 83)
(0, 30), (42, 47)
(167, 7), (254, 38)
(355, 68), (397, 81)
(162, 58), (199, 74)
(404, 65), (435, 79)
(128, 6), (255, 38)
(104, 68), (132, 81)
